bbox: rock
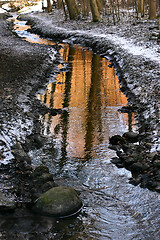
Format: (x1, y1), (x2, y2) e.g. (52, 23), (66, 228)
(31, 165), (49, 178)
(153, 160), (160, 168)
(111, 157), (124, 168)
(155, 175), (160, 181)
(147, 180), (158, 189)
(123, 157), (135, 167)
(108, 144), (120, 151)
(109, 135), (126, 145)
(24, 134), (44, 150)
(12, 142), (31, 164)
(116, 163), (124, 168)
(33, 173), (54, 185)
(123, 132), (139, 143)
(118, 152), (128, 161)
(129, 177), (141, 186)
(130, 162), (144, 173)
(41, 181), (57, 192)
(0, 191), (16, 212)
(111, 157), (122, 164)
(118, 105), (136, 113)
(29, 165), (57, 201)
(155, 184), (160, 193)
(32, 186), (83, 218)
(121, 144), (130, 152)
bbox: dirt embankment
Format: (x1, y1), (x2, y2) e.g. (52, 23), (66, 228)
(0, 17), (61, 212)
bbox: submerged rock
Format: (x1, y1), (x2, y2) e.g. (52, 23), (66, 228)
(32, 186), (83, 218)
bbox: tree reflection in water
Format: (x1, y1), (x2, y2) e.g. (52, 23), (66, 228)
(37, 44), (136, 163)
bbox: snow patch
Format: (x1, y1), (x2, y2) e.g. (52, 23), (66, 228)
(80, 31), (160, 64)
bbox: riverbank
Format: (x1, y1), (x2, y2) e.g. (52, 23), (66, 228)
(0, 15), (62, 220)
(19, 10), (160, 192)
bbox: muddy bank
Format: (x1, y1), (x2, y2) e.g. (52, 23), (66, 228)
(0, 16), (62, 219)
(0, 17), (59, 151)
(19, 10), (160, 192)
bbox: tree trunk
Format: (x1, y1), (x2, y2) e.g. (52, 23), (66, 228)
(137, 0), (141, 13)
(149, 0), (156, 19)
(96, 0), (103, 12)
(57, 0), (63, 8)
(47, 0), (52, 12)
(137, 0), (144, 17)
(81, 0), (90, 16)
(62, 0), (68, 19)
(140, 0), (144, 17)
(90, 0), (101, 22)
(65, 0), (80, 20)
(86, 0), (90, 16)
(80, 0), (89, 16)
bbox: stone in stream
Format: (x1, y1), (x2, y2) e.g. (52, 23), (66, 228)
(32, 186), (83, 218)
(109, 135), (126, 145)
(122, 132), (139, 143)
(153, 160), (160, 168)
(30, 165), (57, 200)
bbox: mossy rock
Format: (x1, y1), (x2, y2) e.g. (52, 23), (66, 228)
(32, 186), (83, 218)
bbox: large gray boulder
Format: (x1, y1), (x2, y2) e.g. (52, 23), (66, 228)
(32, 186), (82, 218)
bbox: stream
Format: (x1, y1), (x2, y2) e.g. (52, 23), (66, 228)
(4, 16), (160, 239)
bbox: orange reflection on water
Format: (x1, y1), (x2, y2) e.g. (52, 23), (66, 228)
(14, 19), (56, 45)
(38, 44), (132, 160)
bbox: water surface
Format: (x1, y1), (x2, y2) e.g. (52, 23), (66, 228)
(37, 43), (136, 162)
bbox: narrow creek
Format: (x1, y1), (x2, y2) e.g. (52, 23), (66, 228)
(9, 17), (160, 239)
